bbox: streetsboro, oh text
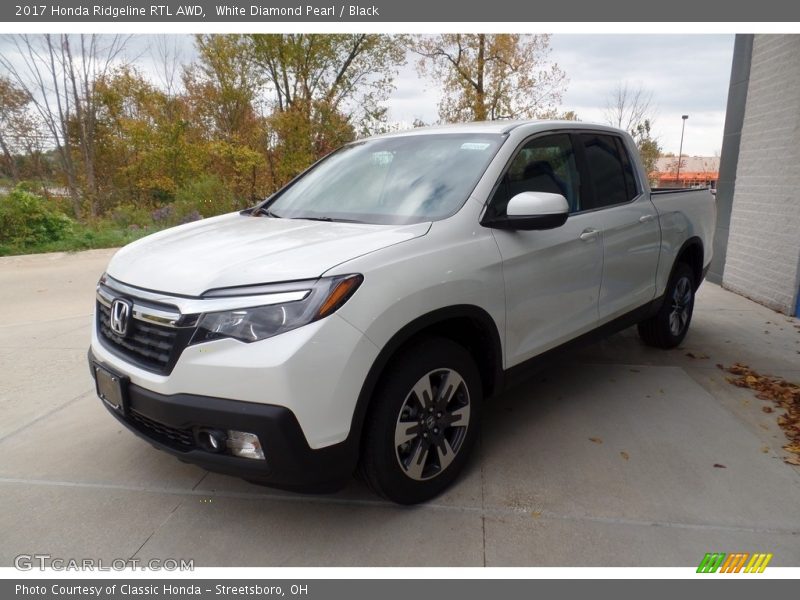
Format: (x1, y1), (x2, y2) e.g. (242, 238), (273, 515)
(16, 584), (309, 596)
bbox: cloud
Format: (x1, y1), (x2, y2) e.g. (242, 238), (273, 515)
(550, 34), (734, 155)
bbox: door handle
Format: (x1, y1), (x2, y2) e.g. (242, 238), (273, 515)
(639, 214), (656, 223)
(579, 228), (599, 242)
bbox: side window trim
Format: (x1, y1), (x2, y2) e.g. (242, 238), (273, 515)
(570, 131), (595, 214)
(614, 135), (641, 201)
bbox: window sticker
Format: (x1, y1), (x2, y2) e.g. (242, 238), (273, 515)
(460, 142), (492, 151)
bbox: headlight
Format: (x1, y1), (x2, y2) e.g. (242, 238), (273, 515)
(191, 274), (363, 345)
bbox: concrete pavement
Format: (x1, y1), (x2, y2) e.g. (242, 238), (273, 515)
(0, 249), (798, 567)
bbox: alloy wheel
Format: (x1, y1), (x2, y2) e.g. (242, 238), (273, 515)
(394, 368), (471, 481)
(669, 276), (693, 337)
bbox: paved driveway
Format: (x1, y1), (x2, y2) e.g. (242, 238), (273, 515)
(1, 249), (799, 567)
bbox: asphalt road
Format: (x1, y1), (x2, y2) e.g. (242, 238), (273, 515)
(1, 249), (799, 567)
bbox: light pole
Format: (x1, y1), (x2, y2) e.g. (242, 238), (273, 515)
(676, 114), (689, 187)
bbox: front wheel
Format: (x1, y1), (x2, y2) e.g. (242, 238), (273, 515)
(638, 262), (696, 349)
(359, 337), (482, 504)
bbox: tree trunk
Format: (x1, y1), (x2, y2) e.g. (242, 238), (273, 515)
(0, 132), (20, 182)
(474, 34), (487, 121)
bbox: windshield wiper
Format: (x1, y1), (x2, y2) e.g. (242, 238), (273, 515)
(251, 206), (282, 218)
(292, 216), (364, 223)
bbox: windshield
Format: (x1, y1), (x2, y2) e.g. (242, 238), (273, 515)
(265, 133), (505, 225)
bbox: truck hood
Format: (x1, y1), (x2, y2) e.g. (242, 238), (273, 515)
(106, 212), (431, 297)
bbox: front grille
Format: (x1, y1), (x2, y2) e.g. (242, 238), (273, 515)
(97, 301), (193, 374)
(129, 409), (195, 450)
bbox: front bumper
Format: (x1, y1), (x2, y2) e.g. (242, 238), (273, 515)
(90, 350), (358, 492)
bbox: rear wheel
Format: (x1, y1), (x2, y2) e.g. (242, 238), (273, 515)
(359, 337), (482, 504)
(638, 262), (696, 349)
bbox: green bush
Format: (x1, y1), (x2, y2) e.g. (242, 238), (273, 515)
(173, 175), (241, 219)
(110, 202), (152, 228)
(0, 185), (74, 247)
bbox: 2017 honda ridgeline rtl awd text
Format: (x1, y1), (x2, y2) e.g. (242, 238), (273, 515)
(89, 121), (716, 504)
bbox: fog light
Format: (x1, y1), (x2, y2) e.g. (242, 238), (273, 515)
(197, 428), (226, 453)
(226, 430), (265, 460)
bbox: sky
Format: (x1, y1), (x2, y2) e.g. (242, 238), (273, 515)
(0, 34), (735, 157)
(387, 34), (735, 156)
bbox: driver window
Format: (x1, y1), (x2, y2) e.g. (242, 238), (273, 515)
(487, 133), (581, 219)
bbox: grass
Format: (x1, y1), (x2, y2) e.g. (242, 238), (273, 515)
(0, 222), (162, 257)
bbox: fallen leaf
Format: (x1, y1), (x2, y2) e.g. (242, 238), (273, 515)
(620, 451), (630, 460)
(716, 363), (725, 370)
(784, 456), (800, 466)
(531, 511), (542, 518)
(761, 445), (770, 454)
(783, 444), (800, 455)
(686, 351), (710, 359)
(588, 437), (603, 444)
(713, 463), (727, 469)
(720, 365), (800, 452)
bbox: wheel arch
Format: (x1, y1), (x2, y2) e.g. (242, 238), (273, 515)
(346, 305), (503, 454)
(672, 236), (705, 290)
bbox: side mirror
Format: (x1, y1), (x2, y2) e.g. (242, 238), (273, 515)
(483, 191), (570, 231)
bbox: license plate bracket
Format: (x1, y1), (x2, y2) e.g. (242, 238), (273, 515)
(93, 363), (128, 414)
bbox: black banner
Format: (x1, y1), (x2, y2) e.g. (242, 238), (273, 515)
(3, 580), (796, 600)
(2, 0), (800, 22)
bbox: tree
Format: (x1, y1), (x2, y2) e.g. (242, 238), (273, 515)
(151, 35), (185, 99)
(183, 35), (269, 201)
(631, 119), (661, 179)
(249, 34), (405, 184)
(604, 82), (661, 181)
(185, 35), (261, 141)
(94, 66), (192, 205)
(0, 76), (32, 182)
(412, 34), (567, 122)
(538, 108), (580, 121)
(0, 34), (129, 217)
(250, 34), (404, 131)
(604, 82), (654, 132)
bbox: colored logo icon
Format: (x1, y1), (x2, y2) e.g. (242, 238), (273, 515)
(697, 552), (773, 573)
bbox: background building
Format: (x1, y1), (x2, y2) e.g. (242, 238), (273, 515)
(710, 34), (800, 317)
(652, 156), (719, 189)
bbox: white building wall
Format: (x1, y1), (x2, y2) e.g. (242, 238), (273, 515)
(723, 34), (800, 315)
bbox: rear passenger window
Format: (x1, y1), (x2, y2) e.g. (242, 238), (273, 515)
(487, 134), (581, 219)
(580, 134), (638, 209)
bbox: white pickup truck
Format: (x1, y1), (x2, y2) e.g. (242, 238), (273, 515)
(89, 121), (716, 504)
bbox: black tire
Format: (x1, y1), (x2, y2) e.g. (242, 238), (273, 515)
(359, 337), (482, 504)
(638, 262), (696, 349)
